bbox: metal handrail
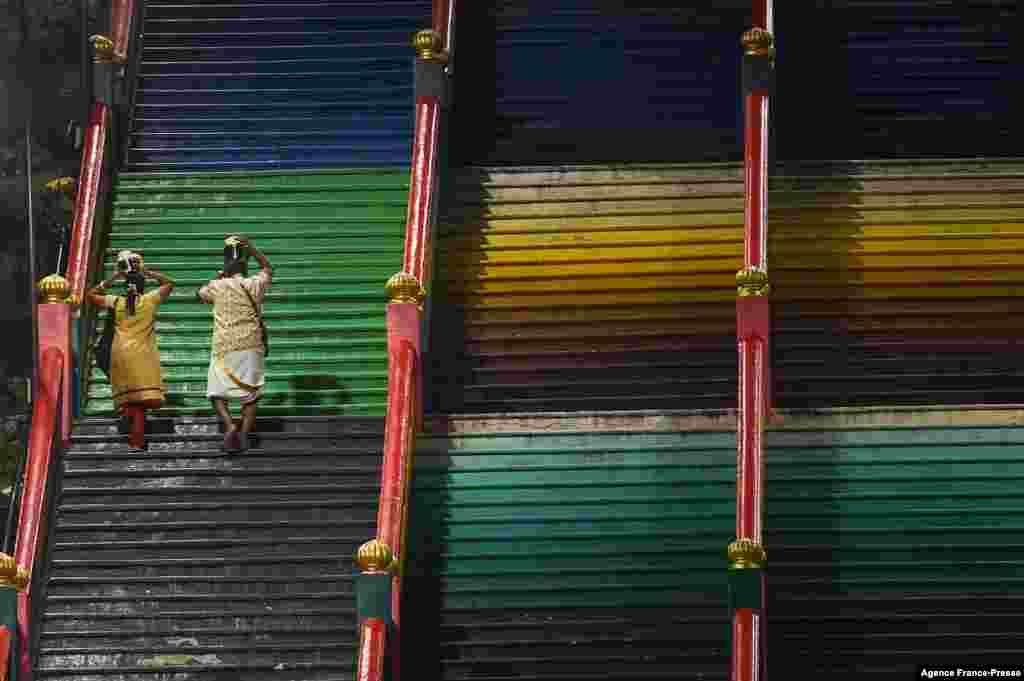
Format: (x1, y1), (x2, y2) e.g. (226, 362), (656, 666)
(71, 0), (143, 416)
(13, 348), (63, 681)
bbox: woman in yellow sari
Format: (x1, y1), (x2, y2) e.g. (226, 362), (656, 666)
(87, 252), (175, 451)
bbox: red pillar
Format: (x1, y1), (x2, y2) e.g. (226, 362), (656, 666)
(15, 347), (64, 681)
(732, 3), (773, 680)
(65, 103), (109, 304)
(356, 4), (454, 680)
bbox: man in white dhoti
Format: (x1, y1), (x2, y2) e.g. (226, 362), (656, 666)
(197, 235), (273, 453)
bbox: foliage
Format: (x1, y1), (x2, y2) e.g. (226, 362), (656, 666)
(0, 420), (22, 496)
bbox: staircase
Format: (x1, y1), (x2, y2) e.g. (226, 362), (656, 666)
(33, 1), (424, 677)
(82, 0), (430, 417)
(83, 168), (407, 417)
(35, 416), (383, 680)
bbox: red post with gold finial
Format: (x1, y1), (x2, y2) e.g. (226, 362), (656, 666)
(355, 3), (455, 680)
(732, 2), (773, 680)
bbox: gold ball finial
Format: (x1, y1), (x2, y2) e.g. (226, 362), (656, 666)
(355, 540), (394, 573)
(38, 273), (72, 304)
(90, 34), (125, 64)
(386, 272), (426, 305)
(45, 176), (77, 200)
(413, 29), (446, 63)
(742, 27), (774, 57)
(0, 553), (29, 591)
(736, 268), (770, 297)
(727, 538), (767, 570)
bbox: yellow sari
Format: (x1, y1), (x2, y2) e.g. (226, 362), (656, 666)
(103, 290), (166, 410)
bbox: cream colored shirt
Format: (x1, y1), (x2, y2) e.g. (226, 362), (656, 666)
(197, 270), (272, 357)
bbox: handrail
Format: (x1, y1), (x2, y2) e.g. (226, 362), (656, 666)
(356, 2), (455, 680)
(731, 2), (774, 681)
(13, 348), (64, 681)
(66, 0), (137, 417)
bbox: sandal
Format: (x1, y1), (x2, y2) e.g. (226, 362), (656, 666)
(222, 431), (242, 453)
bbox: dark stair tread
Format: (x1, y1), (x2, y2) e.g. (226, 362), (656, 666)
(62, 466), (382, 476)
(50, 553), (357, 567)
(44, 606), (357, 618)
(48, 574), (355, 585)
(57, 497), (376, 507)
(40, 641), (357, 655)
(55, 519), (374, 531)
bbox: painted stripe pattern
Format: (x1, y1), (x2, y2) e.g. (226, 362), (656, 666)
(777, 1), (1015, 159)
(130, 1), (431, 171)
(85, 169), (409, 417)
(429, 159), (1024, 413)
(405, 424), (1024, 678)
(467, 2), (748, 164)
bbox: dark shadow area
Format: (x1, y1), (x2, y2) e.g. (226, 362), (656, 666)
(775, 1), (1021, 160)
(400, 439), (450, 680)
(455, 2), (749, 167)
(262, 375), (351, 415)
(769, 161), (865, 409)
(764, 429), (843, 674)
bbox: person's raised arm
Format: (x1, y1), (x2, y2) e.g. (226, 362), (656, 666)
(242, 238), (273, 275)
(86, 271), (125, 308)
(146, 268), (176, 303)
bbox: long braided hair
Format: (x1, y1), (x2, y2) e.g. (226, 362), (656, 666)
(116, 250), (146, 316)
(223, 235), (249, 277)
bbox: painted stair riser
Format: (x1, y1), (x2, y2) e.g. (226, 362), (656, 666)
(38, 417), (384, 681)
(85, 169), (407, 418)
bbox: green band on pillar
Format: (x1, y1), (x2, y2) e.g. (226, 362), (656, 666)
(356, 573), (392, 622)
(1, 587), (19, 681)
(728, 568), (763, 610)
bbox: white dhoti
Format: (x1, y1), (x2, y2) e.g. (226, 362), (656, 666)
(207, 349), (265, 404)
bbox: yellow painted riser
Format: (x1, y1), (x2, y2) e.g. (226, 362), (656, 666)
(466, 178), (1024, 202)
(452, 195), (1024, 220)
(445, 284), (1024, 309)
(457, 299), (1024, 326)
(460, 318), (1024, 345)
(441, 226), (1024, 252)
(441, 253), (1024, 277)
(445, 266), (1024, 294)
(451, 211), (1024, 234)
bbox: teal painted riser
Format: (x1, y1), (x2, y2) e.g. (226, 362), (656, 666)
(406, 425), (1024, 677)
(84, 169), (408, 417)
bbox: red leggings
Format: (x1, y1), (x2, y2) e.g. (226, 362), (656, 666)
(122, 399), (162, 448)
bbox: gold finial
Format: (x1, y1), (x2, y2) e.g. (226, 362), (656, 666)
(741, 27), (774, 57)
(355, 540), (394, 573)
(38, 273), (72, 304)
(90, 35), (125, 64)
(413, 29), (447, 63)
(736, 268), (770, 297)
(386, 272), (426, 305)
(0, 553), (29, 591)
(727, 538), (767, 570)
(45, 176), (77, 199)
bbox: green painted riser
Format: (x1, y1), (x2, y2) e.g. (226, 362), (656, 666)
(409, 426), (1024, 613)
(106, 241), (407, 257)
(113, 206), (407, 221)
(110, 219), (406, 231)
(115, 168), (409, 189)
(83, 169), (408, 417)
(147, 310), (387, 324)
(92, 355), (388, 371)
